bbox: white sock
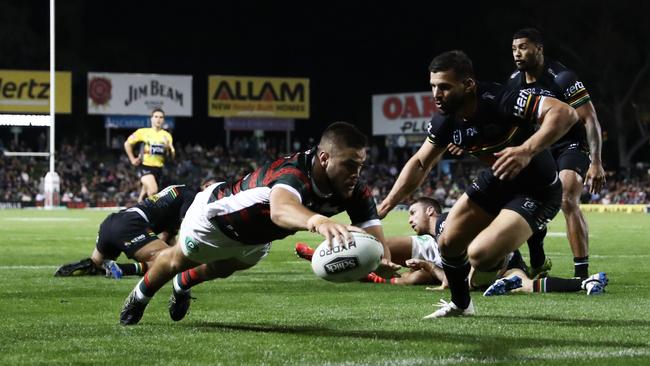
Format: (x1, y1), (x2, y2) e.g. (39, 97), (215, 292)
(173, 274), (189, 294)
(134, 280), (151, 303)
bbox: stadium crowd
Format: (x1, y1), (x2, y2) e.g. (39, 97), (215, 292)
(1, 137), (649, 207)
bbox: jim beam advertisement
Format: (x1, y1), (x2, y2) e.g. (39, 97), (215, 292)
(88, 72), (192, 116)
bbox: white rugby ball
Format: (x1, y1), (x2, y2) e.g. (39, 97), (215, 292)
(311, 231), (384, 282)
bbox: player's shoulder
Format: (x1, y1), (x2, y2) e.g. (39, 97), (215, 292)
(506, 70), (524, 87)
(478, 82), (503, 102)
(545, 59), (582, 88)
(545, 59), (573, 77)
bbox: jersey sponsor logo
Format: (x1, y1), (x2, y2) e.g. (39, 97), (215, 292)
(124, 233), (147, 247)
(513, 89), (531, 118)
(149, 144), (166, 155)
(563, 80), (585, 100)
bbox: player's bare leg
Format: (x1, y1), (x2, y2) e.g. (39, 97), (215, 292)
(559, 169), (589, 278)
(139, 174), (159, 202)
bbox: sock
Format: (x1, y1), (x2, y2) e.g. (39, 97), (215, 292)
(441, 254), (471, 309)
(364, 272), (386, 283)
(574, 256), (589, 278)
(527, 228), (547, 269)
(173, 268), (204, 293)
(532, 277), (582, 293)
(134, 272), (162, 302)
(118, 262), (148, 276)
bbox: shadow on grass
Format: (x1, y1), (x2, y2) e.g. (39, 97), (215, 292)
(187, 320), (649, 357)
(488, 313), (650, 328)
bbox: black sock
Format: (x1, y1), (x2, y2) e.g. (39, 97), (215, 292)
(441, 254), (471, 309)
(574, 256), (589, 278)
(533, 276), (581, 293)
(527, 228), (547, 269)
(118, 262), (148, 276)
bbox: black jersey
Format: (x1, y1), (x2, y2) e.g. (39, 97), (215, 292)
(136, 184), (197, 234)
(207, 148), (379, 245)
(434, 212), (448, 241)
(427, 82), (558, 189)
(506, 59), (590, 150)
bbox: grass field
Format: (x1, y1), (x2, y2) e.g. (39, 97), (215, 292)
(0, 209), (649, 365)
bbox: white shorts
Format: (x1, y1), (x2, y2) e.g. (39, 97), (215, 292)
(179, 183), (271, 265)
(410, 235), (442, 268)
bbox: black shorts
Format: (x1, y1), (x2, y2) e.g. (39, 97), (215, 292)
(466, 170), (562, 233)
(138, 165), (163, 182)
(549, 142), (591, 179)
(95, 211), (159, 259)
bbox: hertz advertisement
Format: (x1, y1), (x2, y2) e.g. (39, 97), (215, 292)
(0, 70), (71, 114)
(208, 76), (309, 118)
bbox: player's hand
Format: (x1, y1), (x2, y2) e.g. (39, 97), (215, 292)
(492, 146), (532, 180)
(405, 258), (433, 272)
(377, 199), (393, 219)
(585, 162), (606, 194)
(446, 143), (465, 156)
(130, 157), (142, 166)
(378, 258), (402, 272)
(315, 220), (355, 249)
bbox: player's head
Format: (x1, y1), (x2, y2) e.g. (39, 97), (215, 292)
(428, 50), (476, 115)
(150, 108), (165, 129)
(200, 177), (218, 191)
(317, 121), (367, 199)
(512, 28), (544, 71)
(408, 196), (442, 235)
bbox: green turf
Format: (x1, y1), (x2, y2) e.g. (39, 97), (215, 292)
(0, 209), (649, 365)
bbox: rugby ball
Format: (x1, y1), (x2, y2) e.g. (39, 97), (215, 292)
(311, 231), (384, 282)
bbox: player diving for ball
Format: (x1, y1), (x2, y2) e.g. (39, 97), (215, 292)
(119, 122), (401, 325)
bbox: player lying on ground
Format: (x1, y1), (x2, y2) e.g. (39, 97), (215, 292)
(296, 196), (448, 285)
(54, 183), (209, 279)
(483, 268), (608, 296)
(119, 122), (401, 326)
(297, 197), (542, 287)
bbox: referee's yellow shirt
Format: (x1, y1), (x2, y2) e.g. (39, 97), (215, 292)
(126, 128), (173, 168)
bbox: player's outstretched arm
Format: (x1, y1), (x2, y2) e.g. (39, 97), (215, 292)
(578, 102), (606, 194)
(269, 187), (354, 247)
(492, 98), (579, 180)
(377, 141), (446, 218)
(363, 225), (400, 271)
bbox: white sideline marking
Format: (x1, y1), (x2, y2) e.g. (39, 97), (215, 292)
(315, 349), (650, 366)
(2, 217), (89, 222)
(546, 231), (566, 237)
(0, 265), (57, 270)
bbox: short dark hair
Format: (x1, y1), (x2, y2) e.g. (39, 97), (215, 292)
(414, 196), (442, 215)
(513, 28), (544, 45)
(151, 107), (165, 117)
(428, 50), (474, 80)
(319, 121), (367, 150)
